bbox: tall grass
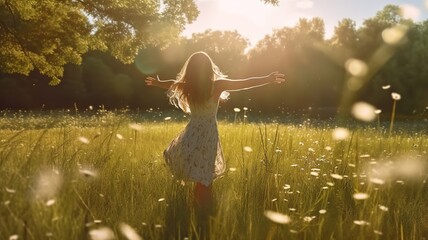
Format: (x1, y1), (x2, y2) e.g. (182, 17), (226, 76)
(0, 111), (427, 239)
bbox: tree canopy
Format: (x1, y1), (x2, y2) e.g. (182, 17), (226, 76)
(0, 0), (198, 84)
(0, 4), (427, 117)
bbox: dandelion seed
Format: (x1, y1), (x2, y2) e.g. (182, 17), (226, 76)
(158, 198), (165, 202)
(353, 192), (369, 200)
(89, 227), (115, 240)
(264, 210), (291, 224)
(303, 216), (316, 222)
(345, 59), (368, 77)
(370, 177), (385, 185)
(382, 25), (408, 45)
(326, 182), (334, 186)
(129, 123), (142, 131)
(233, 108), (241, 113)
(353, 220), (370, 226)
(325, 146), (332, 151)
(330, 173), (343, 180)
(86, 222), (96, 228)
(220, 91), (230, 100)
(78, 137), (90, 144)
(289, 208), (296, 211)
(5, 187), (16, 193)
(391, 92), (401, 100)
(382, 85), (391, 89)
(119, 223), (142, 240)
(243, 107), (248, 111)
(319, 209), (327, 214)
(243, 146), (253, 152)
(394, 156), (425, 178)
(308, 148), (315, 153)
(290, 229), (298, 234)
(374, 109), (382, 115)
(283, 184), (291, 190)
(154, 224), (162, 228)
(332, 128), (350, 141)
(310, 172), (319, 177)
(396, 180), (405, 185)
(374, 230), (383, 235)
(275, 149), (282, 153)
(322, 186), (328, 190)
(89, 105), (93, 110)
(46, 199), (56, 206)
(291, 164), (298, 167)
(116, 134), (124, 140)
(34, 170), (63, 200)
(352, 102), (376, 122)
(79, 169), (97, 178)
(272, 198), (278, 202)
(9, 235), (18, 240)
(378, 205), (389, 212)
(400, 4), (420, 21)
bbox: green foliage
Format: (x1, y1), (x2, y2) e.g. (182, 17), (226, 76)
(183, 30), (249, 74)
(330, 18), (357, 53)
(0, 0), (198, 81)
(0, 112), (427, 239)
(0, 4), (427, 116)
(260, 0), (280, 5)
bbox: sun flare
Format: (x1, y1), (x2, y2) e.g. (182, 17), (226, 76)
(216, 0), (272, 27)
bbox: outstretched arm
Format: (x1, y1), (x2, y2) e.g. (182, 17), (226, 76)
(214, 72), (285, 94)
(145, 76), (175, 90)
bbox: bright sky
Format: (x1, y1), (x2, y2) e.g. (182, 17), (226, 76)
(182, 0), (428, 47)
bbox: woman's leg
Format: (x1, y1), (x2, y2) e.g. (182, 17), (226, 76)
(194, 182), (213, 207)
(194, 182), (213, 239)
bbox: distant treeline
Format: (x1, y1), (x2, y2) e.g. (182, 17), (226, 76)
(1, 5), (427, 116)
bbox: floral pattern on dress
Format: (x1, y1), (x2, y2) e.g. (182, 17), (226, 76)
(163, 97), (225, 186)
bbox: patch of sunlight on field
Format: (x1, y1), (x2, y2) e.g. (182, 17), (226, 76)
(0, 111), (427, 239)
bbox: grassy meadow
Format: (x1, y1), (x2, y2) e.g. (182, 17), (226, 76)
(0, 110), (427, 240)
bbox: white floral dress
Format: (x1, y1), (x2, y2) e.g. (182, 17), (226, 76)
(163, 96), (225, 186)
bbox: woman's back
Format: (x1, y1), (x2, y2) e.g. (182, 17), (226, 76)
(188, 95), (219, 119)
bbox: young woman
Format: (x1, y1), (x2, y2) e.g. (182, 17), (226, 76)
(145, 51), (285, 214)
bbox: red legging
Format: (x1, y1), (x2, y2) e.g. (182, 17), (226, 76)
(194, 182), (212, 206)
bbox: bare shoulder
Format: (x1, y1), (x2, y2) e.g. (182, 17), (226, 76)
(213, 78), (230, 99)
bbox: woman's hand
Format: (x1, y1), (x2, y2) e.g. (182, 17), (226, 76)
(145, 75), (161, 87)
(269, 72), (286, 84)
(145, 76), (175, 90)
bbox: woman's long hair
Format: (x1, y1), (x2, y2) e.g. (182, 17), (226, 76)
(168, 51), (226, 113)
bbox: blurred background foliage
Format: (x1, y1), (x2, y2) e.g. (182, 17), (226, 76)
(0, 2), (427, 116)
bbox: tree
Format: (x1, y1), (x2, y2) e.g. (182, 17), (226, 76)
(330, 18), (357, 55)
(184, 30), (249, 75)
(0, 0), (198, 84)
